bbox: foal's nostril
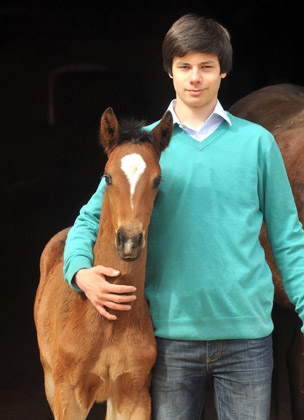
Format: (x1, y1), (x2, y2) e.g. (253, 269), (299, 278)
(132, 232), (143, 249)
(138, 232), (143, 247)
(116, 228), (126, 248)
(116, 229), (122, 246)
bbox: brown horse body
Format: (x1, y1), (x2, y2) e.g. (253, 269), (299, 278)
(230, 84), (304, 420)
(34, 108), (173, 420)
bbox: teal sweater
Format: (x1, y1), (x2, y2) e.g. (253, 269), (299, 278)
(64, 114), (304, 340)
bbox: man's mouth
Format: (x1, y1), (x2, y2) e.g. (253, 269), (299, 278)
(187, 89), (205, 96)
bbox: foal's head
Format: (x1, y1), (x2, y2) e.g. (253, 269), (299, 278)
(100, 108), (173, 260)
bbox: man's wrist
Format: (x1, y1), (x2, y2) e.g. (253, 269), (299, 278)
(71, 272), (83, 292)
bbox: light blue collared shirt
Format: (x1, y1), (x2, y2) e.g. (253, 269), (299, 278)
(167, 99), (232, 141)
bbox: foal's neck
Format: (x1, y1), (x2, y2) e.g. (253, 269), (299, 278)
(92, 195), (149, 328)
(93, 194), (147, 294)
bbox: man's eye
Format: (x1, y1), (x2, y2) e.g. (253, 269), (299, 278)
(153, 175), (162, 189)
(103, 173), (112, 186)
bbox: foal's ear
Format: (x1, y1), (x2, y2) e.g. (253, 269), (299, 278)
(100, 107), (119, 155)
(152, 111), (173, 154)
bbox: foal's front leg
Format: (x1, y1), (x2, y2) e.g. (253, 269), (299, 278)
(52, 382), (93, 420)
(129, 387), (152, 420)
(106, 376), (152, 420)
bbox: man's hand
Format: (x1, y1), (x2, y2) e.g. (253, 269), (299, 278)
(75, 265), (137, 320)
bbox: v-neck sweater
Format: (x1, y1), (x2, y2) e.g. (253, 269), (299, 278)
(63, 113), (304, 340)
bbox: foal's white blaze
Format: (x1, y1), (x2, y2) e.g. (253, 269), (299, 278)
(120, 153), (146, 209)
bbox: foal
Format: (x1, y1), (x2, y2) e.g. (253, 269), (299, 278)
(34, 108), (173, 420)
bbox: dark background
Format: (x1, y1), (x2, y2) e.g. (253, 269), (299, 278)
(1, 1), (303, 419)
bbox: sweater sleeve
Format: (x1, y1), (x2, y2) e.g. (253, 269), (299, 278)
(63, 179), (105, 291)
(259, 135), (304, 329)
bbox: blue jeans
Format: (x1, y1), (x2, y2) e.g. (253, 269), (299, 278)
(151, 335), (273, 420)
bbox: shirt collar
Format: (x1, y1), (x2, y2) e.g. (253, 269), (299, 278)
(167, 99), (232, 127)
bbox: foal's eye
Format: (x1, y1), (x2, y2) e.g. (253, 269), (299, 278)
(153, 175), (162, 189)
(103, 173), (112, 186)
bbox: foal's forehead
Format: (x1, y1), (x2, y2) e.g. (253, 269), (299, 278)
(107, 144), (159, 210)
(109, 142), (158, 166)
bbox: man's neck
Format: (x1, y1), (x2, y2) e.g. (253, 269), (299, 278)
(174, 99), (217, 131)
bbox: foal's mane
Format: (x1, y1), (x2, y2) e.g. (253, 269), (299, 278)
(117, 118), (153, 145)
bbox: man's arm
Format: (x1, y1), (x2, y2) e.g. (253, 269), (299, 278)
(260, 135), (304, 329)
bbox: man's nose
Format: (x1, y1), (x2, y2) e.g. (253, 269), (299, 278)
(190, 68), (201, 83)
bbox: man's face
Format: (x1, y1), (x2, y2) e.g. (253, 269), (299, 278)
(170, 51), (226, 112)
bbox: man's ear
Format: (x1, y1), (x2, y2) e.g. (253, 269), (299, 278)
(221, 72), (227, 79)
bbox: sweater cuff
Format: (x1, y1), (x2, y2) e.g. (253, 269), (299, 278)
(64, 256), (93, 292)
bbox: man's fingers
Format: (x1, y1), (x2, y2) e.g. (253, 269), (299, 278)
(107, 293), (137, 303)
(77, 266), (137, 320)
(93, 266), (137, 294)
(97, 305), (117, 321)
(95, 265), (120, 277)
(105, 283), (137, 294)
(105, 301), (133, 311)
(95, 293), (136, 306)
(96, 301), (133, 321)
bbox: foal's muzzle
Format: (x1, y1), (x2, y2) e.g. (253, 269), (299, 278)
(115, 227), (144, 260)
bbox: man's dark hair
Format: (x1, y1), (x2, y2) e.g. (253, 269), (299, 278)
(162, 14), (233, 76)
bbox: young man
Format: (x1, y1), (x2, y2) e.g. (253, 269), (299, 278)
(63, 14), (304, 420)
